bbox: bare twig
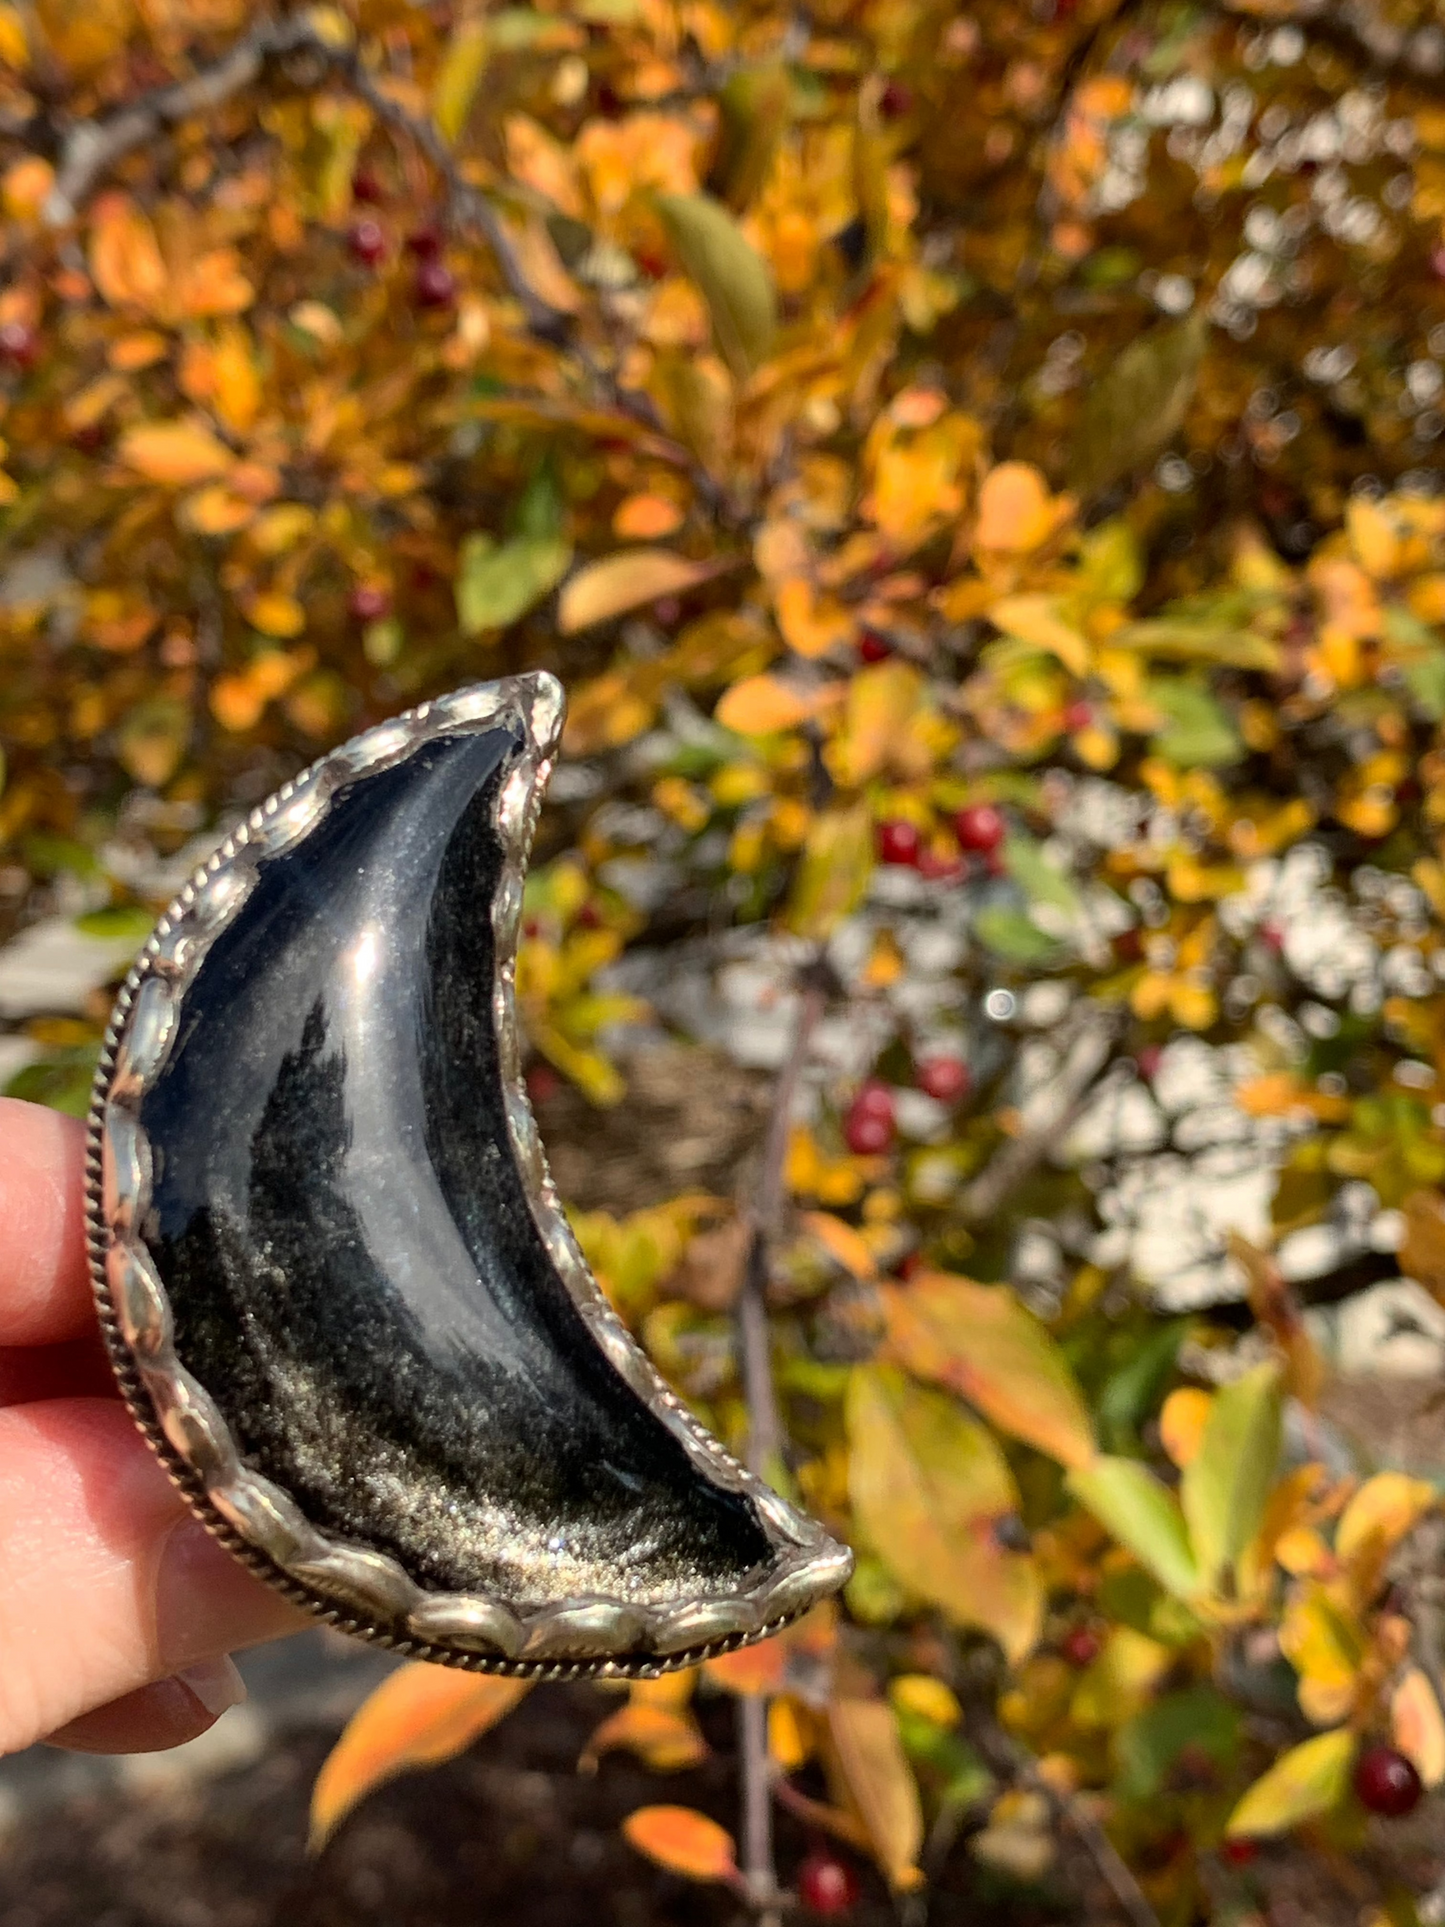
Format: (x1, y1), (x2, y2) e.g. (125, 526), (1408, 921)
(734, 955), (827, 1925)
(957, 1013), (1126, 1226)
(974, 1721), (1161, 1927)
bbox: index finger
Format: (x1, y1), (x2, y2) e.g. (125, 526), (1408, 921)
(0, 1096), (95, 1346)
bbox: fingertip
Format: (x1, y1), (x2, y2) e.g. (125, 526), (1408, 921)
(0, 1097), (92, 1347)
(43, 1660), (247, 1755)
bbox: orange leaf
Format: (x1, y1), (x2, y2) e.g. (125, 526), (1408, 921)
(174, 246), (254, 318)
(704, 1637), (788, 1697)
(89, 192), (167, 311)
(581, 1701), (708, 1774)
(118, 419), (234, 486)
(1159, 1387), (1213, 1469)
(802, 1210), (878, 1280)
(826, 1697), (924, 1891)
(1392, 1667), (1445, 1788)
(881, 1274), (1095, 1470)
(243, 591), (307, 638)
(975, 462), (1073, 553)
(776, 577), (857, 658)
(621, 1806), (738, 1883)
(558, 549), (728, 633)
(715, 672), (819, 736)
(613, 492), (685, 540)
(310, 1665), (530, 1850)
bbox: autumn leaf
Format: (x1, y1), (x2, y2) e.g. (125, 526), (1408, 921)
(1180, 1361), (1282, 1592)
(1392, 1667), (1445, 1788)
(826, 1697), (925, 1891)
(882, 1275), (1095, 1470)
(1069, 312), (1209, 500)
(655, 193), (777, 378)
(89, 193), (167, 311)
(1225, 1728), (1355, 1839)
(704, 1638), (788, 1697)
(785, 800), (875, 940)
(310, 1666), (530, 1850)
(715, 672), (819, 736)
(847, 1363), (1043, 1662)
(974, 464), (1073, 554)
(558, 549), (727, 633)
(118, 419), (235, 486)
(621, 1807), (738, 1883)
(614, 492), (685, 540)
(582, 1677), (708, 1775)
(1066, 1457), (1200, 1601)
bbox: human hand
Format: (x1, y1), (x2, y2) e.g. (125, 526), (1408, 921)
(0, 1096), (306, 1757)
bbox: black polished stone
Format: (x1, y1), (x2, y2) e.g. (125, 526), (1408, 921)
(137, 724), (772, 1611)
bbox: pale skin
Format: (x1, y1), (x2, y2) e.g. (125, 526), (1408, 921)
(0, 1096), (305, 1757)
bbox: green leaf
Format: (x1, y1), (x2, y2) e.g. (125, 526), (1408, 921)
(655, 193), (777, 377)
(1147, 679), (1242, 769)
(432, 18), (489, 143)
(1002, 834), (1082, 916)
(6, 1046), (101, 1118)
(1113, 1686), (1242, 1803)
(1069, 311), (1208, 499)
(710, 63), (794, 209)
(1181, 1362), (1282, 1591)
(848, 1364), (1042, 1662)
(1066, 1456), (1200, 1600)
(1077, 518), (1143, 603)
(785, 800), (873, 940)
(1226, 1727), (1356, 1838)
(1096, 1318), (1189, 1452)
(973, 906), (1063, 963)
(1111, 620), (1279, 671)
(75, 905), (155, 942)
(455, 531), (571, 634)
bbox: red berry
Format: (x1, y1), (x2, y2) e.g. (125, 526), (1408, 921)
(406, 222), (444, 259)
(954, 803), (1005, 853)
(1135, 1043), (1163, 1081)
(877, 819), (922, 866)
(0, 319), (39, 368)
(1221, 1838), (1257, 1867)
(917, 1056), (969, 1104)
(798, 1848), (860, 1916)
(348, 584), (391, 623)
(1260, 921), (1286, 954)
(845, 1082), (895, 1154)
(348, 217), (387, 266)
(878, 79), (914, 120)
(1113, 928), (1144, 963)
(413, 260), (458, 308)
(1062, 1626), (1102, 1667)
(916, 846), (964, 881)
(1064, 700), (1093, 731)
(351, 168), (384, 204)
(858, 628), (891, 663)
(1354, 1744), (1422, 1818)
(576, 901), (602, 929)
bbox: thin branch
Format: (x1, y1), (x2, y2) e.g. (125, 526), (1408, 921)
(974, 1720), (1161, 1927)
(734, 956), (827, 1926)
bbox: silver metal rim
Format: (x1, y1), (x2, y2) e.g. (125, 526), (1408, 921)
(84, 671), (851, 1678)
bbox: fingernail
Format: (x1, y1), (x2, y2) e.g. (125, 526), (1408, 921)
(176, 1656), (247, 1721)
(155, 1514), (308, 1673)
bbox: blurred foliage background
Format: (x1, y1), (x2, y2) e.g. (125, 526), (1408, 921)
(6, 0), (1445, 1917)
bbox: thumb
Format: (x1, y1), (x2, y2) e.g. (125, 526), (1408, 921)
(0, 1399), (307, 1757)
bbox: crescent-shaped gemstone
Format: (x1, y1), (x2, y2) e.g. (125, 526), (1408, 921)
(87, 674), (850, 1673)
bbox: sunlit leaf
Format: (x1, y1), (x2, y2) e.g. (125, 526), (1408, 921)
(848, 1363), (1042, 1662)
(715, 672), (818, 735)
(1066, 1457), (1199, 1601)
(1181, 1362), (1282, 1591)
(882, 1275), (1095, 1470)
(1393, 1667), (1445, 1789)
(784, 800), (874, 940)
(456, 532), (571, 633)
(621, 1806), (738, 1883)
(310, 1666), (530, 1850)
(118, 419), (235, 486)
(558, 549), (725, 633)
(1225, 1727), (1355, 1839)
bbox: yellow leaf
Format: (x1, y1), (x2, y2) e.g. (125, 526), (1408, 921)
(655, 192), (777, 378)
(1336, 1473), (1436, 1573)
(614, 492), (685, 540)
(827, 660), (925, 787)
(174, 247), (253, 319)
(1069, 1626), (1170, 1729)
(243, 591), (307, 638)
(826, 1697), (924, 1891)
(558, 549), (724, 633)
(847, 1363), (1042, 1662)
(181, 485), (256, 535)
(1159, 1387), (1213, 1469)
(889, 1675), (962, 1728)
(0, 3), (27, 69)
(987, 594), (1090, 677)
(785, 800), (874, 941)
(882, 1274), (1095, 1470)
(715, 671), (818, 735)
(1279, 1584), (1366, 1726)
(975, 463), (1073, 552)
(1393, 1667), (1445, 1788)
(3, 155), (52, 223)
(310, 1666), (530, 1850)
(1225, 1727), (1355, 1838)
(776, 577), (857, 658)
(769, 1696), (813, 1770)
(89, 192), (167, 311)
(108, 329), (169, 372)
(433, 17), (490, 144)
(582, 1698), (708, 1774)
(118, 419), (234, 486)
(621, 1806), (738, 1883)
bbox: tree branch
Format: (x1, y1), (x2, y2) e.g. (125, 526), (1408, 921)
(734, 955), (827, 1926)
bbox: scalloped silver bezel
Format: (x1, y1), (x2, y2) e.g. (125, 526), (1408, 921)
(84, 672), (851, 1679)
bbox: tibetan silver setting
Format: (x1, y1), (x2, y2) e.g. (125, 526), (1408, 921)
(84, 673), (851, 1678)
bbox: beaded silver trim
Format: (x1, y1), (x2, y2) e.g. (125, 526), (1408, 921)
(85, 672), (851, 1677)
